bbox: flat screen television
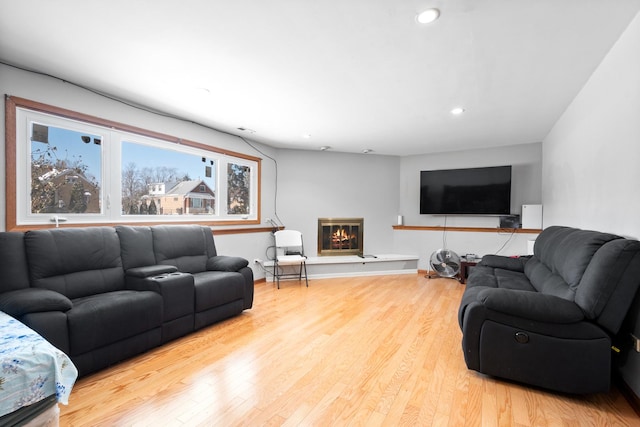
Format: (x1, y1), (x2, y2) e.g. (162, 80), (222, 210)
(420, 165), (512, 215)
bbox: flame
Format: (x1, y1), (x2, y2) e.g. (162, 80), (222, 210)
(332, 228), (350, 242)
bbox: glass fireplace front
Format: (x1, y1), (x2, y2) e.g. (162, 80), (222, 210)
(317, 218), (364, 256)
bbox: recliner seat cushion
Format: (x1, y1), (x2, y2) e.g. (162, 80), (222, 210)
(493, 268), (536, 291)
(68, 290), (163, 355)
(193, 271), (245, 312)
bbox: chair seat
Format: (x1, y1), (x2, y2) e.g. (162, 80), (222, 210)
(276, 254), (307, 265)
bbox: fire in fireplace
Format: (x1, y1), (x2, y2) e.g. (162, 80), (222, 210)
(317, 218), (364, 256)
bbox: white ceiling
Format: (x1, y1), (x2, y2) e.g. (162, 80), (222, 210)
(2, 1), (639, 156)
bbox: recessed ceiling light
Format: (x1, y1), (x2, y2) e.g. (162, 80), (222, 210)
(319, 146), (331, 151)
(416, 8), (440, 24)
(451, 107), (465, 115)
(303, 134), (311, 139)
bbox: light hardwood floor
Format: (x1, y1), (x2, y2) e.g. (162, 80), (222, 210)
(60, 274), (639, 426)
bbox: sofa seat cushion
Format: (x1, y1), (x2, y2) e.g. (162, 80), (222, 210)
(459, 266), (540, 327)
(466, 265), (535, 291)
(193, 271), (245, 312)
(68, 290), (163, 355)
(494, 269), (536, 291)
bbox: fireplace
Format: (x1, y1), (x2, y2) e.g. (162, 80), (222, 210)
(317, 218), (364, 256)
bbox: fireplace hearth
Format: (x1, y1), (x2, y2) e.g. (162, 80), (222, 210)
(318, 218), (364, 256)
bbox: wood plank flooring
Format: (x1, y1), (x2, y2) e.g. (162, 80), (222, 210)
(59, 274), (639, 426)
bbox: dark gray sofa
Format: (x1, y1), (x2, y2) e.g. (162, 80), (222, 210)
(458, 226), (640, 394)
(0, 225), (253, 377)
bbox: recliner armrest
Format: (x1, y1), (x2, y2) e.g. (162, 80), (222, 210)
(206, 255), (249, 272)
(479, 255), (530, 272)
(0, 288), (72, 317)
(477, 287), (584, 323)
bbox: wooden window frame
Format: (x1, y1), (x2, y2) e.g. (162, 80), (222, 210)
(5, 96), (262, 231)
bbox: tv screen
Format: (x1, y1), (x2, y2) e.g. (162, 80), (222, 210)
(420, 166), (512, 215)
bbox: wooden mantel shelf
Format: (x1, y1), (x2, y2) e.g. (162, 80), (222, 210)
(392, 225), (542, 234)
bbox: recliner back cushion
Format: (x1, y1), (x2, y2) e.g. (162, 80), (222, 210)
(151, 225), (215, 273)
(25, 227), (125, 299)
(576, 239), (640, 332)
(524, 258), (575, 300)
(115, 225), (156, 270)
(528, 226), (620, 296)
(0, 232), (30, 292)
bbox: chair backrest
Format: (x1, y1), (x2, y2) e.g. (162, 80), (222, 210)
(274, 230), (304, 253)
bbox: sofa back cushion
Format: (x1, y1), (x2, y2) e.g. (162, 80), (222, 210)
(526, 226), (620, 298)
(0, 232), (30, 292)
(115, 225), (156, 270)
(25, 227), (125, 299)
(151, 225), (217, 273)
(576, 238), (640, 333)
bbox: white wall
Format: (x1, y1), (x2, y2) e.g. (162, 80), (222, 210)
(541, 11), (640, 397)
(542, 12), (640, 239)
(274, 149), (401, 257)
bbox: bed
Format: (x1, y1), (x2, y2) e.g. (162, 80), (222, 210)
(0, 311), (77, 426)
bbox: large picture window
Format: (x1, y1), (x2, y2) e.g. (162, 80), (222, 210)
(6, 97), (261, 230)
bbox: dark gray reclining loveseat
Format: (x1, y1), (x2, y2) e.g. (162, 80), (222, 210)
(0, 224), (253, 377)
(458, 226), (640, 394)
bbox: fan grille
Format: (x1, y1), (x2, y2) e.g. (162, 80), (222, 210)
(429, 249), (461, 278)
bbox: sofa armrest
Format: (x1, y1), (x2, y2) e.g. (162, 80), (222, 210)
(0, 288), (72, 318)
(477, 288), (584, 323)
(126, 265), (178, 278)
(206, 255), (249, 272)
(479, 255), (530, 272)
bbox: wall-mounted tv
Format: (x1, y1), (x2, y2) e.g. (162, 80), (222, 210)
(420, 165), (512, 215)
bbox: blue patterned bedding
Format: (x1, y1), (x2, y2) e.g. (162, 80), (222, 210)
(0, 311), (78, 417)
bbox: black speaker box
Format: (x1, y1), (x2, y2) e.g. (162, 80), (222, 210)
(499, 215), (521, 228)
